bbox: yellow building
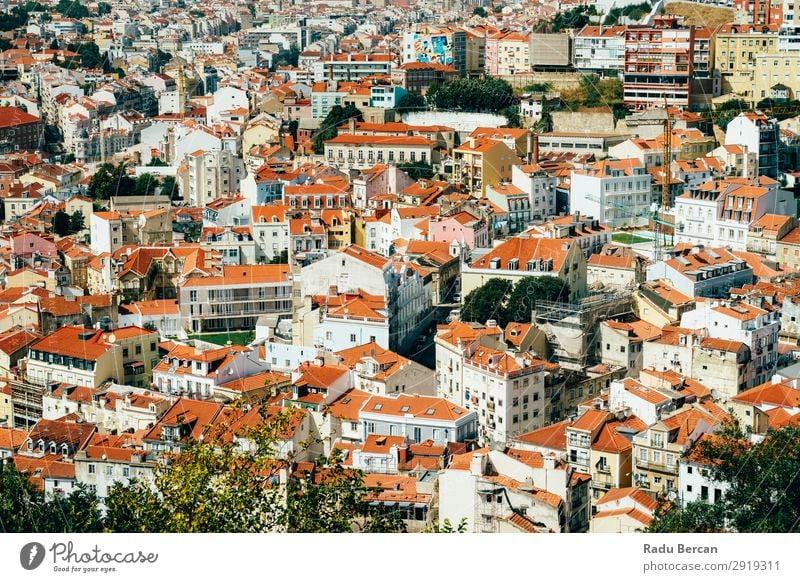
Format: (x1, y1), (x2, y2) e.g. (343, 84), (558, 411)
(451, 138), (522, 196)
(632, 406), (719, 496)
(776, 226), (800, 272)
(754, 52), (800, 103)
(714, 23), (779, 101)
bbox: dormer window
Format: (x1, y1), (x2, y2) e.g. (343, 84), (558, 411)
(27, 438), (33, 451)
(50, 441), (57, 454)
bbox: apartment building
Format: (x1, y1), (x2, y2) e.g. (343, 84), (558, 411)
(434, 321), (549, 444)
(313, 53), (395, 83)
(179, 265), (293, 334)
(623, 17), (694, 109)
(646, 245), (753, 298)
(183, 148), (245, 208)
(681, 298), (780, 387)
(573, 25), (626, 75)
(252, 204), (290, 262)
(674, 176), (792, 250)
(336, 341), (436, 397)
(485, 31), (530, 76)
(714, 23), (779, 101)
(26, 326), (158, 389)
(451, 138), (522, 196)
(570, 158), (653, 228)
(153, 341), (271, 400)
(324, 134), (438, 171)
(90, 209), (172, 256)
(632, 406), (720, 496)
(725, 112), (780, 179)
(439, 448), (590, 533)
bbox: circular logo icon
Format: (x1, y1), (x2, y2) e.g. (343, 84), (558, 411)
(19, 542), (45, 570)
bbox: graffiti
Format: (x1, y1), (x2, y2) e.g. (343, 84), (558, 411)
(411, 33), (454, 66)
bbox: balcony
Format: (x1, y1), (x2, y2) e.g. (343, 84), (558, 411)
(635, 459), (676, 473)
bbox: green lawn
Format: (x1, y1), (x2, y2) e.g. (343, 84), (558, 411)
(612, 232), (650, 245)
(188, 331), (255, 347)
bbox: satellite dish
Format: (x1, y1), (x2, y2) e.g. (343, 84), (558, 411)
(107, 334), (116, 343)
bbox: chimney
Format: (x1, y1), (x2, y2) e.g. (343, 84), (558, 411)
(469, 137), (476, 149)
(543, 454), (556, 471)
(348, 117), (356, 133)
(469, 452), (487, 476)
(532, 132), (539, 164)
(527, 128), (534, 164)
(398, 444), (408, 466)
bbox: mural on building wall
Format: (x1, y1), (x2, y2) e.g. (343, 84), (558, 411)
(412, 33), (453, 65)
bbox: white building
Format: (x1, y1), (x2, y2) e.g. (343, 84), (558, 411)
(570, 159), (653, 227)
(573, 25), (626, 75)
(674, 177), (793, 251)
(435, 321), (549, 444)
(336, 341), (436, 396)
(680, 299), (780, 387)
(646, 245), (753, 299)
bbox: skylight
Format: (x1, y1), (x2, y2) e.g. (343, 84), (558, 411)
(425, 408), (436, 415)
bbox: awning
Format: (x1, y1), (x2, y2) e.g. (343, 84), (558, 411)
(414, 502), (428, 508)
(368, 500), (380, 506)
(383, 501), (396, 507)
(398, 502), (412, 508)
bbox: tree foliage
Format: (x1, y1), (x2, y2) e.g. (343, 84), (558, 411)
(312, 104), (363, 154)
(427, 77), (514, 114)
(461, 276), (568, 327)
(536, 5), (596, 32)
(647, 421), (800, 533)
(604, 2), (651, 25)
(396, 92), (427, 114)
(69, 210), (85, 232)
(461, 278), (513, 325)
(66, 41), (104, 70)
(52, 210), (70, 236)
(397, 161), (435, 181)
(87, 163), (136, 199)
(1, 407), (407, 533)
(504, 276), (569, 326)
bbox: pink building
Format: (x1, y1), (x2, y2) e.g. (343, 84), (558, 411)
(429, 211), (490, 249)
(12, 232), (58, 259)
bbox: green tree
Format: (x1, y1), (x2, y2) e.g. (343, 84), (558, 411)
(472, 6), (487, 17)
(524, 82), (553, 93)
(56, 0), (89, 18)
(397, 161), (435, 180)
(69, 210), (85, 232)
(87, 163), (136, 199)
(95, 2), (111, 15)
(312, 104), (363, 154)
(66, 41), (103, 69)
(135, 173), (157, 197)
(269, 249), (289, 264)
(159, 175), (178, 200)
(648, 500), (727, 533)
(396, 92), (427, 114)
(500, 105), (522, 128)
(0, 462), (44, 532)
(711, 99), (749, 132)
(52, 210), (70, 236)
(503, 276), (569, 326)
(647, 421), (800, 533)
(41, 485), (104, 533)
(285, 453), (405, 532)
(425, 517), (468, 532)
(147, 157), (168, 167)
(427, 77), (514, 114)
(461, 278), (513, 325)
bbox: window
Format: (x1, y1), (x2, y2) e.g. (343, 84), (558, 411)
(687, 484), (693, 492)
(350, 334), (356, 342)
(88, 464), (96, 474)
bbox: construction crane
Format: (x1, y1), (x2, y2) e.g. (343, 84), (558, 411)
(621, 102), (674, 261)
